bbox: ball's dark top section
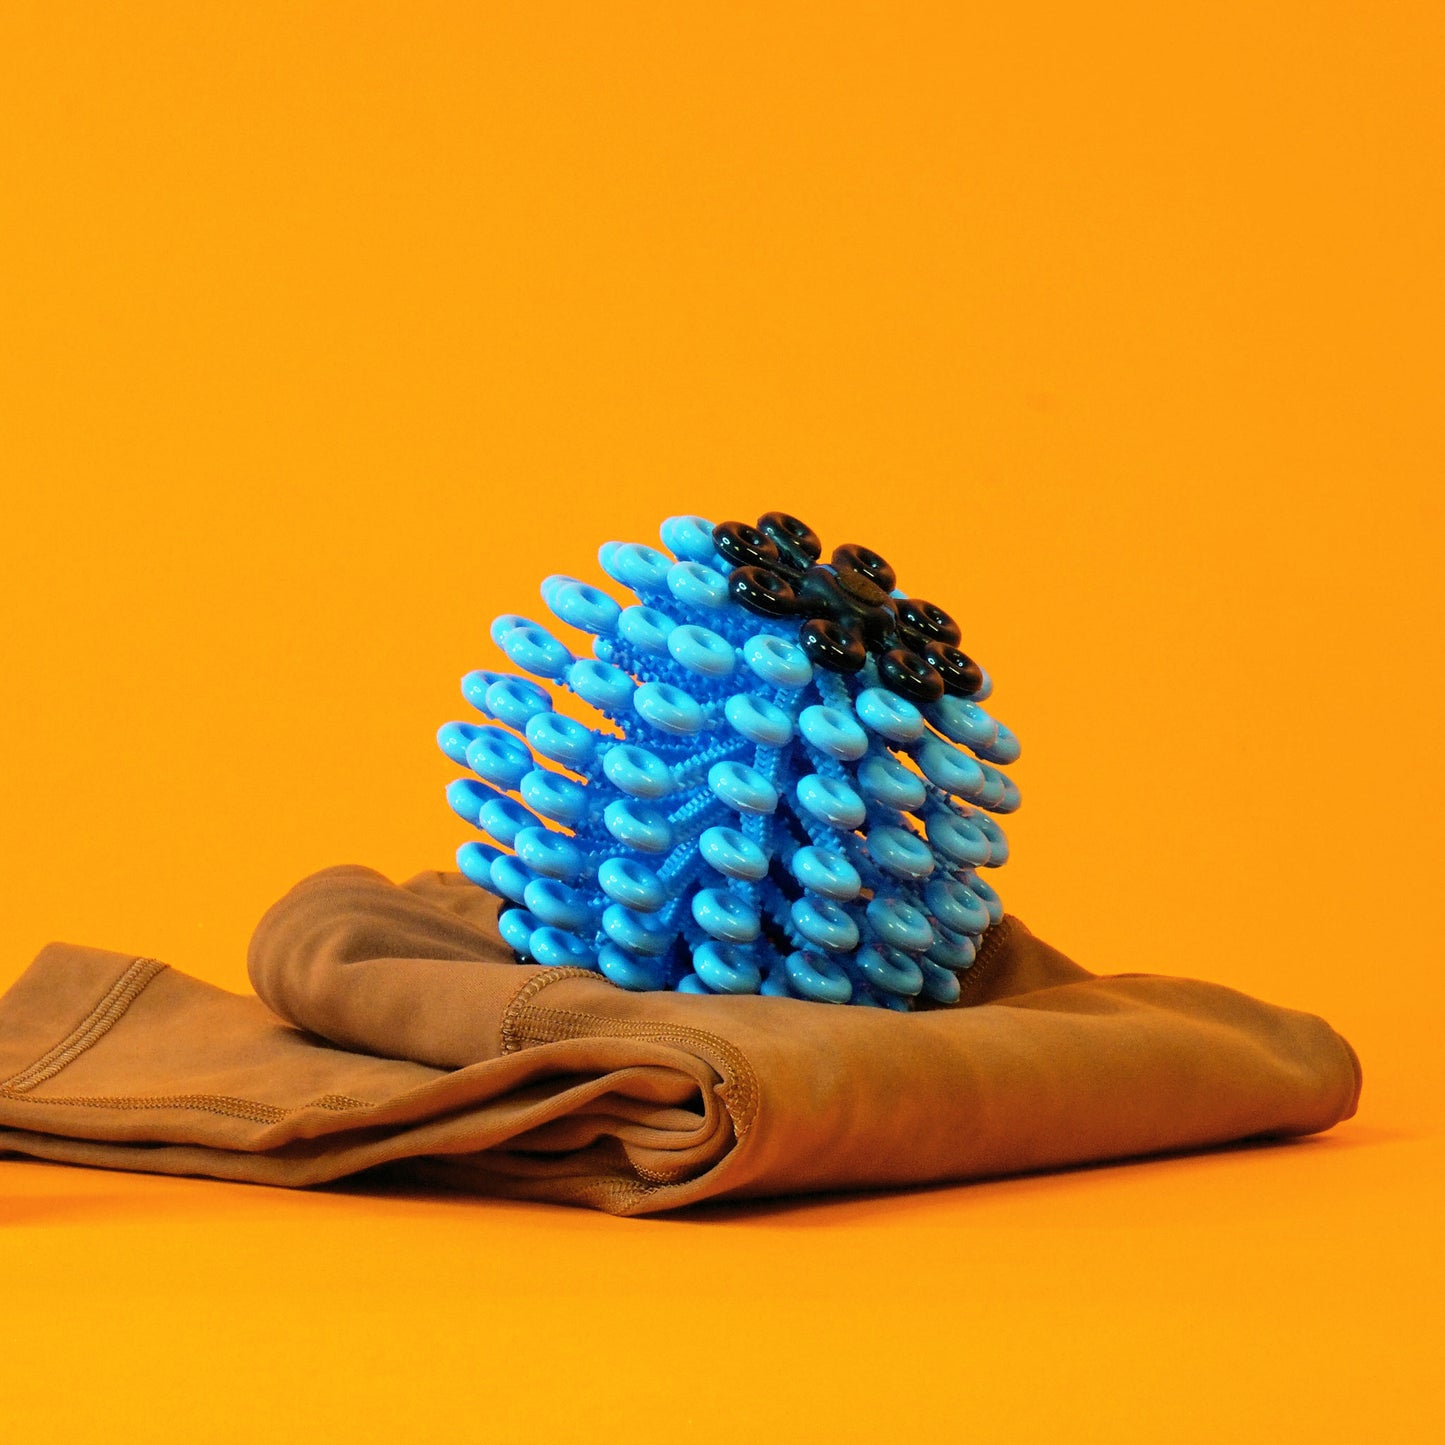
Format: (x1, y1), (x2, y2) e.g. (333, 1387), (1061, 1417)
(714, 513), (983, 699)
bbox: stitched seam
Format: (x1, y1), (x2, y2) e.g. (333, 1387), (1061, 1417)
(0, 1088), (375, 1124)
(954, 915), (1017, 1000)
(504, 1003), (759, 1140)
(2, 957), (167, 1092)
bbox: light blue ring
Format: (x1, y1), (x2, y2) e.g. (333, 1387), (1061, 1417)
(724, 693), (794, 748)
(465, 730), (532, 789)
(855, 945), (925, 998)
(529, 927), (596, 969)
(600, 541), (673, 592)
(488, 853), (532, 904)
(634, 680), (705, 736)
(915, 737), (987, 800)
(666, 560), (730, 610)
(479, 796), (534, 848)
(599, 943), (668, 991)
(691, 888), (761, 943)
(707, 760), (779, 814)
(795, 773), (867, 829)
(693, 941), (763, 995)
(617, 604), (675, 655)
(855, 687), (925, 743)
(603, 744), (673, 799)
(858, 753), (927, 811)
(659, 514), (719, 564)
(743, 634), (813, 688)
(791, 897), (859, 952)
(597, 857), (667, 913)
(514, 826), (584, 883)
(603, 798), (673, 853)
(486, 677), (553, 730)
(699, 825), (770, 881)
(784, 950), (853, 1004)
(601, 903), (674, 956)
(456, 840), (504, 891)
(520, 767), (588, 828)
(498, 907), (537, 955)
(524, 878), (593, 932)
(437, 721), (485, 767)
(567, 658), (635, 714)
(668, 624), (736, 678)
(546, 579), (622, 636)
(799, 704), (869, 761)
(789, 845), (862, 901)
(500, 624), (574, 680)
(866, 825), (936, 881)
(525, 711), (597, 768)
(919, 958), (962, 1004)
(925, 811), (991, 867)
(924, 877), (991, 934)
(866, 896), (935, 952)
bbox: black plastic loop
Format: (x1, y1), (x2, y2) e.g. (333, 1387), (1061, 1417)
(757, 511), (822, 568)
(920, 641), (983, 698)
(712, 520), (780, 570)
(799, 617), (867, 673)
(895, 597), (960, 646)
(831, 543), (896, 594)
(728, 565), (801, 618)
(877, 647), (945, 703)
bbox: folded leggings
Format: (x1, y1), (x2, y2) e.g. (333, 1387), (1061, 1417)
(0, 865), (1361, 1214)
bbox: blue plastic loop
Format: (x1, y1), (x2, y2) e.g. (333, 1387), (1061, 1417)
(602, 744), (673, 799)
(514, 826), (585, 883)
(692, 888), (762, 943)
(927, 929), (978, 969)
(799, 704), (869, 761)
(973, 668), (994, 702)
(500, 623), (574, 680)
(528, 927), (596, 969)
(974, 765), (1007, 811)
(668, 624), (736, 678)
(489, 614), (535, 645)
(919, 958), (962, 1004)
(795, 773), (867, 829)
(789, 845), (862, 901)
(925, 810), (992, 867)
(676, 973), (710, 994)
(724, 693), (794, 748)
(524, 878), (593, 932)
(926, 696), (999, 751)
(962, 870), (1005, 924)
(601, 903), (674, 955)
(856, 945), (925, 998)
(659, 515), (719, 564)
(617, 604), (676, 655)
(465, 729), (532, 790)
(546, 579), (622, 636)
(498, 907), (538, 954)
(567, 658), (635, 714)
(489, 853), (533, 904)
(437, 721), (486, 767)
(461, 669), (504, 713)
(854, 687), (925, 743)
(784, 949), (853, 1004)
(699, 825), (770, 881)
(974, 812), (1010, 864)
(866, 825), (936, 881)
(915, 736), (987, 800)
(600, 541), (673, 592)
(981, 722), (1021, 766)
(634, 680), (705, 736)
(924, 877), (990, 935)
(866, 896), (935, 952)
(791, 897), (859, 952)
(666, 560), (730, 610)
(993, 774), (1023, 814)
(857, 753), (927, 812)
(486, 677), (553, 730)
(520, 767), (588, 828)
(597, 856), (667, 913)
(743, 634), (813, 688)
(603, 798), (674, 853)
(525, 711), (597, 768)
(456, 841), (505, 891)
(707, 760), (779, 814)
(446, 777), (495, 826)
(479, 795), (535, 848)
(693, 941), (763, 994)
(599, 943), (668, 991)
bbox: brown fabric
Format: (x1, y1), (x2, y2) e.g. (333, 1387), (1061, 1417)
(0, 864), (1361, 1214)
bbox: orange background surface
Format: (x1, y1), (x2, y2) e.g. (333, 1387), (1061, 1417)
(2, 3), (1442, 1440)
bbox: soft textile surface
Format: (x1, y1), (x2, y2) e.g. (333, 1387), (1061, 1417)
(0, 865), (1361, 1214)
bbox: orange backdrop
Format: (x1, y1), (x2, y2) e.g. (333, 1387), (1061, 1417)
(2, 3), (1441, 1441)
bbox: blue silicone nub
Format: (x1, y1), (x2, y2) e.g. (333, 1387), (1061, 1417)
(439, 511), (1021, 1008)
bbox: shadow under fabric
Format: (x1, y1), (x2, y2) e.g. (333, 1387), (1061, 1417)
(0, 865), (1361, 1214)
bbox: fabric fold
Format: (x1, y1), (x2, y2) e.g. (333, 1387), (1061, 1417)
(0, 864), (1361, 1214)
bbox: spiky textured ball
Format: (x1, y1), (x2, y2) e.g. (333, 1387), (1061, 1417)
(437, 512), (1021, 1009)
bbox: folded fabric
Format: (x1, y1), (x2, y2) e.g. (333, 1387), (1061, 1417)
(0, 864), (1361, 1214)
